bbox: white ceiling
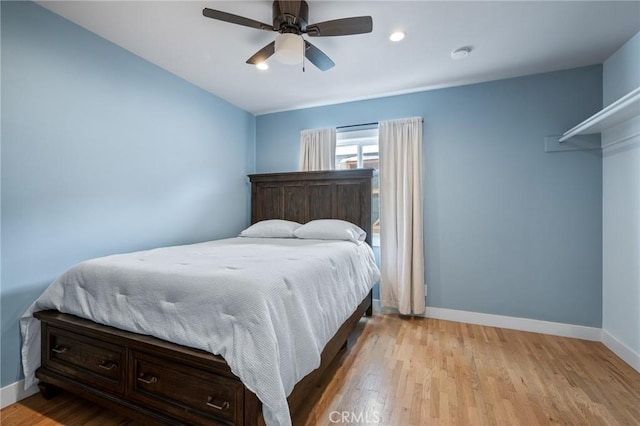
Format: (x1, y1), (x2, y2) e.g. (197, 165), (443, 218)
(38, 1), (640, 115)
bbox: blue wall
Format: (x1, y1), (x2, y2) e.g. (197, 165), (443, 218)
(1, 1), (255, 387)
(256, 66), (603, 328)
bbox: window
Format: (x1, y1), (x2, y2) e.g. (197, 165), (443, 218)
(335, 128), (380, 246)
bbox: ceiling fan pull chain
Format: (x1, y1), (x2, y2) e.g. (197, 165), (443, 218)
(302, 37), (306, 72)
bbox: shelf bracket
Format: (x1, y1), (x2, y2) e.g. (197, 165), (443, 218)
(544, 134), (601, 152)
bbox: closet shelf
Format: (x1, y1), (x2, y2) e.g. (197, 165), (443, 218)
(559, 87), (640, 142)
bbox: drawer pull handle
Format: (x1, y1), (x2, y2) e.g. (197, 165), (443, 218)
(98, 361), (118, 371)
(51, 346), (68, 354)
(206, 396), (230, 411)
(136, 374), (158, 385)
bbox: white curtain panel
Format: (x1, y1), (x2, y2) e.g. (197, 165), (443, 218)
(379, 117), (426, 315)
(299, 128), (336, 171)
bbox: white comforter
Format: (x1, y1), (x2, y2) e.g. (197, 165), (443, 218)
(21, 237), (380, 426)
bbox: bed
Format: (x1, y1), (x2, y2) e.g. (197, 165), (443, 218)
(20, 169), (377, 426)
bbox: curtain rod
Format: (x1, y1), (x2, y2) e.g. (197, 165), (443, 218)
(336, 118), (424, 130)
(336, 122), (378, 130)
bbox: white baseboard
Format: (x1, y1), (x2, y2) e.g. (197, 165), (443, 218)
(373, 300), (601, 341)
(424, 306), (602, 341)
(601, 329), (640, 373)
(1, 379), (39, 409)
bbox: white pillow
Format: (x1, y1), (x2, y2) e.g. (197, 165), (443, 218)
(239, 219), (301, 238)
(294, 219), (367, 244)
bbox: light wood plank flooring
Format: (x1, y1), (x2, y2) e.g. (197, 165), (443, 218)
(3, 310), (639, 425)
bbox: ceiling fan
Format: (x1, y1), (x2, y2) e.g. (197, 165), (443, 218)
(202, 1), (373, 71)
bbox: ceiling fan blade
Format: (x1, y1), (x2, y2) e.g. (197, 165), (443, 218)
(203, 8), (273, 31)
(278, 0), (301, 19)
(304, 41), (335, 71)
(246, 42), (276, 65)
(305, 16), (372, 37)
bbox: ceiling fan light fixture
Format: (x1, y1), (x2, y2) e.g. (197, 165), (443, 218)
(256, 62), (269, 70)
(275, 33), (304, 65)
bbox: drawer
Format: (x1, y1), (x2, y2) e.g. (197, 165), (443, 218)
(44, 327), (124, 393)
(130, 350), (244, 425)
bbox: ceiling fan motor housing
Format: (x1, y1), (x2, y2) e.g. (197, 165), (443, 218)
(273, 0), (309, 33)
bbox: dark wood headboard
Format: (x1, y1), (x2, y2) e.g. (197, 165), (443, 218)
(248, 169), (373, 245)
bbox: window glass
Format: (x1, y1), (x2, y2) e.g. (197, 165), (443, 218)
(336, 129), (380, 246)
(336, 145), (358, 170)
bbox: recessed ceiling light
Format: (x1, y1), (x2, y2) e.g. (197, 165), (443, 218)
(256, 62), (269, 70)
(389, 31), (405, 42)
(451, 47), (471, 60)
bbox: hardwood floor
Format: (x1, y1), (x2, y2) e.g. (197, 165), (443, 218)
(3, 310), (639, 425)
